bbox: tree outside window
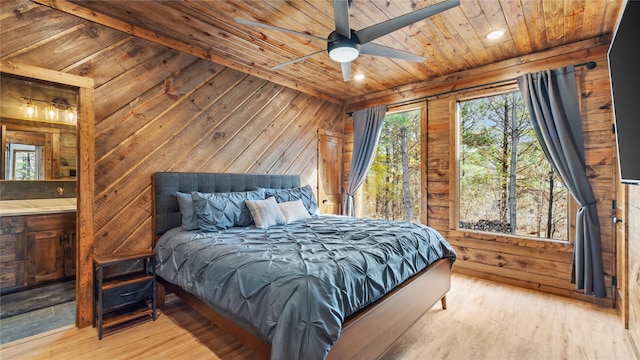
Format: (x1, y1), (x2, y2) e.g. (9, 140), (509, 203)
(362, 109), (421, 222)
(13, 150), (37, 180)
(458, 91), (568, 241)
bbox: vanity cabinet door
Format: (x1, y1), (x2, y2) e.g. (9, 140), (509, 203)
(0, 216), (27, 289)
(26, 213), (75, 284)
(27, 229), (65, 283)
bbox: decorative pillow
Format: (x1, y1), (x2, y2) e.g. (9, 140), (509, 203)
(245, 197), (286, 229)
(278, 199), (311, 223)
(176, 191), (199, 231)
(261, 184), (319, 215)
(191, 189), (265, 231)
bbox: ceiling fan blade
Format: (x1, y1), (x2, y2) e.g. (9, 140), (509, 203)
(355, 0), (460, 44)
(360, 43), (425, 62)
(272, 50), (325, 70)
(333, 0), (351, 38)
(340, 61), (351, 81)
(235, 18), (326, 41)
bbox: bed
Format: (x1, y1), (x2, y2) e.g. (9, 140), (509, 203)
(152, 172), (456, 360)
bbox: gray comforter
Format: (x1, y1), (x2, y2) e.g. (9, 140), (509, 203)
(154, 215), (456, 360)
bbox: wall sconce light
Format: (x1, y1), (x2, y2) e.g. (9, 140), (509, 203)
(21, 97), (76, 124)
(22, 99), (37, 118)
(45, 104), (58, 121)
(65, 107), (76, 123)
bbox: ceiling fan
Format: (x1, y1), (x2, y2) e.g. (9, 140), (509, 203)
(235, 0), (460, 81)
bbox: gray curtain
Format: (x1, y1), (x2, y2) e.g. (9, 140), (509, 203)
(517, 66), (605, 297)
(344, 105), (387, 216)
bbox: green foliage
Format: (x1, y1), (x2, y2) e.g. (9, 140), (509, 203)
(363, 109), (421, 222)
(15, 151), (36, 180)
(459, 92), (568, 241)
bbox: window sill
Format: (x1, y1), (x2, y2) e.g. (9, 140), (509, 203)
(449, 228), (573, 247)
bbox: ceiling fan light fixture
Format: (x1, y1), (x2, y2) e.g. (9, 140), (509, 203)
(328, 30), (361, 63)
(329, 45), (360, 62)
(354, 73), (365, 81)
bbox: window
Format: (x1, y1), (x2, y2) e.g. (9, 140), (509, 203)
(458, 91), (569, 241)
(362, 108), (422, 222)
(13, 149), (37, 180)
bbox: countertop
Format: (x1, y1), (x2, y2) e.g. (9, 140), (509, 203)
(0, 198), (77, 217)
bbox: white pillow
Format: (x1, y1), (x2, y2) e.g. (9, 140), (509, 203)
(245, 197), (286, 229)
(278, 199), (311, 223)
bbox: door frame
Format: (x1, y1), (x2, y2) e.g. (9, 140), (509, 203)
(0, 61), (96, 328)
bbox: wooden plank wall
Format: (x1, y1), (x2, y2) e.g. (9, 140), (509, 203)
(0, 0), (344, 259)
(628, 186), (640, 350)
(345, 41), (617, 307)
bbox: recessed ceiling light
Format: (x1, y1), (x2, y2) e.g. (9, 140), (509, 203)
(486, 30), (505, 40)
(354, 74), (365, 81)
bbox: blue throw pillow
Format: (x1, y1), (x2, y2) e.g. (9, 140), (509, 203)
(176, 191), (199, 231)
(191, 189), (265, 231)
(260, 185), (318, 216)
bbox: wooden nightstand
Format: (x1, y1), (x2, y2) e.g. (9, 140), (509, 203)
(93, 251), (157, 339)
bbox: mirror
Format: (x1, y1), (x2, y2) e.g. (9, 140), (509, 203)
(1, 73), (77, 180)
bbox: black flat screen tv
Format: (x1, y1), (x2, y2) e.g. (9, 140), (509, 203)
(608, 0), (640, 185)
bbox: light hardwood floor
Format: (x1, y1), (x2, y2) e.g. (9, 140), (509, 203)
(1, 273), (637, 360)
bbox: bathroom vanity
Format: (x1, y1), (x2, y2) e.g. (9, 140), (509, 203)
(0, 198), (76, 293)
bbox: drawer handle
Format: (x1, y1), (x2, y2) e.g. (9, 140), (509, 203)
(120, 291), (139, 297)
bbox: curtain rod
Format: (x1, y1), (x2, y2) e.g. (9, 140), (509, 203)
(348, 61), (597, 116)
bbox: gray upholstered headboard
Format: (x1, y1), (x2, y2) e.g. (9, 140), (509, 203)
(152, 172), (301, 238)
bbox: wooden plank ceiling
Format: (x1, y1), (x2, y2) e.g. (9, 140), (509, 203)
(48, 0), (623, 104)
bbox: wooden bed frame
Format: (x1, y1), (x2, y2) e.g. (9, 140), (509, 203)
(152, 172), (451, 359)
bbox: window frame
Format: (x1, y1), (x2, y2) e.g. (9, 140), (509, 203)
(449, 83), (576, 244)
